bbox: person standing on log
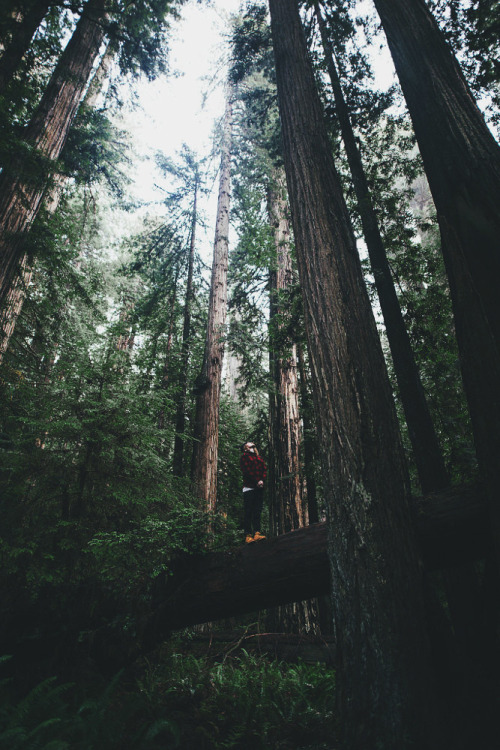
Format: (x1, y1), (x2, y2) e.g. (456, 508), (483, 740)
(240, 442), (267, 543)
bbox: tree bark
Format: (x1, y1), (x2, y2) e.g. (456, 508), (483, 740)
(142, 481), (487, 640)
(191, 94), (232, 512)
(267, 168), (319, 634)
(297, 342), (319, 523)
(371, 0), (500, 570)
(267, 169), (304, 534)
(0, 0), (51, 95)
(0, 254), (32, 363)
(315, 0), (449, 494)
(0, 0), (107, 310)
(268, 0), (444, 746)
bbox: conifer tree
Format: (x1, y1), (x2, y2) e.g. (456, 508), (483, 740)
(191, 92), (232, 512)
(370, 0), (500, 569)
(268, 0), (444, 745)
(313, 1), (448, 493)
(0, 0), (52, 95)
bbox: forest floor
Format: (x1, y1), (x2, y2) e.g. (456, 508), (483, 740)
(0, 625), (339, 750)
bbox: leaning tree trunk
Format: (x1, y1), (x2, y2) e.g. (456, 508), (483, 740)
(0, 0), (52, 95)
(268, 0), (445, 747)
(315, 0), (449, 494)
(371, 0), (500, 572)
(0, 0), (107, 311)
(172, 175), (198, 478)
(190, 94), (232, 512)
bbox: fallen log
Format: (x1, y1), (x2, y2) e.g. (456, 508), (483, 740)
(142, 481), (487, 644)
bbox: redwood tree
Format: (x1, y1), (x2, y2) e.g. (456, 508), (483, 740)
(191, 94), (232, 512)
(314, 0), (449, 494)
(268, 0), (444, 746)
(267, 169), (304, 534)
(369, 0), (500, 567)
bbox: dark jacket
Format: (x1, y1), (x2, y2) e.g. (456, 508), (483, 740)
(240, 451), (267, 489)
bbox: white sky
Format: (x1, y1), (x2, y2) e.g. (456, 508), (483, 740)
(114, 0), (396, 261)
(124, 1), (237, 197)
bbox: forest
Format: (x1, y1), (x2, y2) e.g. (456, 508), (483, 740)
(0, 0), (499, 748)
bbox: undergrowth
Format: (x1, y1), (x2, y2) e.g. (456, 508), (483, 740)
(0, 651), (337, 749)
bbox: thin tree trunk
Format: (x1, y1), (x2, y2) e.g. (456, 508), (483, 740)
(371, 0), (500, 572)
(191, 93), (232, 512)
(315, 0), (449, 494)
(268, 0), (445, 746)
(157, 268), (180, 432)
(0, 0), (51, 95)
(172, 176), (198, 477)
(0, 0), (107, 310)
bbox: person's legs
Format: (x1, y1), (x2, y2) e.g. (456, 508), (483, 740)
(243, 491), (253, 538)
(251, 489), (264, 535)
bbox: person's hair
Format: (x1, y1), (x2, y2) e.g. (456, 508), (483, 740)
(240, 443), (248, 452)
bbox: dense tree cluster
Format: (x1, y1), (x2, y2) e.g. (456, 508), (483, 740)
(0, 0), (499, 748)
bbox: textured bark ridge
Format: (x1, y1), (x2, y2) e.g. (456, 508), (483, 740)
(142, 482), (487, 642)
(268, 169), (304, 534)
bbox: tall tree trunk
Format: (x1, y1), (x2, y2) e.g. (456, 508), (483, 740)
(371, 0), (500, 571)
(0, 0), (51, 95)
(0, 0), (107, 310)
(190, 94), (232, 511)
(268, 0), (445, 746)
(267, 169), (304, 534)
(316, 3), (490, 690)
(267, 169), (319, 634)
(315, 0), (448, 494)
(172, 175), (198, 477)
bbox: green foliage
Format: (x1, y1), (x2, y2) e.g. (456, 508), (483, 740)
(87, 502), (239, 601)
(382, 225), (477, 484)
(429, 0), (500, 130)
(0, 652), (336, 749)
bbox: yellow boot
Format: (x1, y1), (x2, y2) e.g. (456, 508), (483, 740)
(245, 534), (255, 544)
(253, 531), (266, 541)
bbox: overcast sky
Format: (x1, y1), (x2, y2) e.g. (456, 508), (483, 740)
(115, 0), (395, 261)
